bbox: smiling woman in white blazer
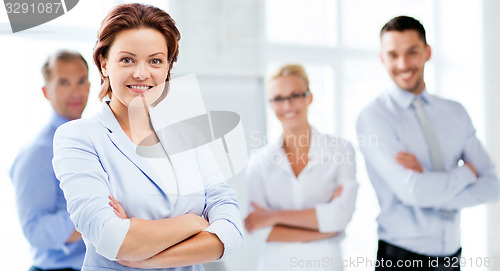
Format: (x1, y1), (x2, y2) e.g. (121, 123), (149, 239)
(52, 4), (243, 271)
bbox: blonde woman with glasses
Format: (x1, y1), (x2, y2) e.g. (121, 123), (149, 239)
(245, 64), (358, 271)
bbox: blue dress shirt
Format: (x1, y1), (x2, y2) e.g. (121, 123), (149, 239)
(52, 102), (244, 271)
(10, 112), (85, 270)
(357, 86), (499, 256)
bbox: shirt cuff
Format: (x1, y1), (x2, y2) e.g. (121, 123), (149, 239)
(95, 217), (131, 260)
(458, 164), (477, 184)
(315, 203), (337, 233)
(204, 219), (244, 261)
(60, 217), (79, 255)
(250, 226), (273, 243)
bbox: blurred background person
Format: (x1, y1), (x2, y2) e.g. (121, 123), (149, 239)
(245, 64), (358, 271)
(357, 16), (499, 271)
(9, 50), (90, 271)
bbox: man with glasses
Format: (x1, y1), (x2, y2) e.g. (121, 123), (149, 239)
(10, 50), (90, 271)
(356, 16), (499, 270)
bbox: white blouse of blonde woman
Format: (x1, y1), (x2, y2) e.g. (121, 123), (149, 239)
(245, 69), (358, 271)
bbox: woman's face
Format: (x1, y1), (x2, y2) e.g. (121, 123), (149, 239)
(101, 28), (169, 110)
(267, 74), (312, 131)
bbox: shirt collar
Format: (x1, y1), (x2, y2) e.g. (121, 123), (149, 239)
(388, 84), (432, 109)
(271, 126), (322, 159)
(97, 101), (122, 133)
(268, 127), (328, 178)
(49, 111), (70, 129)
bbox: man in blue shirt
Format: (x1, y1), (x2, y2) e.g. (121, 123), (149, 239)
(357, 16), (499, 270)
(10, 50), (90, 271)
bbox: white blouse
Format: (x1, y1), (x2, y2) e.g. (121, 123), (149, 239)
(136, 142), (178, 206)
(246, 128), (358, 271)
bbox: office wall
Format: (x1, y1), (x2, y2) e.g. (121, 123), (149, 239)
(484, 0), (500, 270)
(159, 1), (265, 270)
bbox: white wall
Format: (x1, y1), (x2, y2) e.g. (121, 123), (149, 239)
(156, 1), (264, 270)
(484, 0), (500, 270)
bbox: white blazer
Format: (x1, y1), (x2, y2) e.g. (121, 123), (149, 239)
(53, 102), (244, 271)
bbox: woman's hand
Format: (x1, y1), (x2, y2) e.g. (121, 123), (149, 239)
(118, 258), (159, 269)
(331, 185), (343, 201)
(118, 231), (223, 269)
(245, 202), (276, 233)
(109, 195), (209, 231)
(109, 195), (128, 219)
(186, 213), (210, 231)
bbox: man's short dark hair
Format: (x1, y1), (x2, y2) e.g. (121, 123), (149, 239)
(381, 16), (427, 45)
(41, 50), (88, 84)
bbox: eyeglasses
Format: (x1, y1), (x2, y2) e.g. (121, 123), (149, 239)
(269, 90), (311, 105)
